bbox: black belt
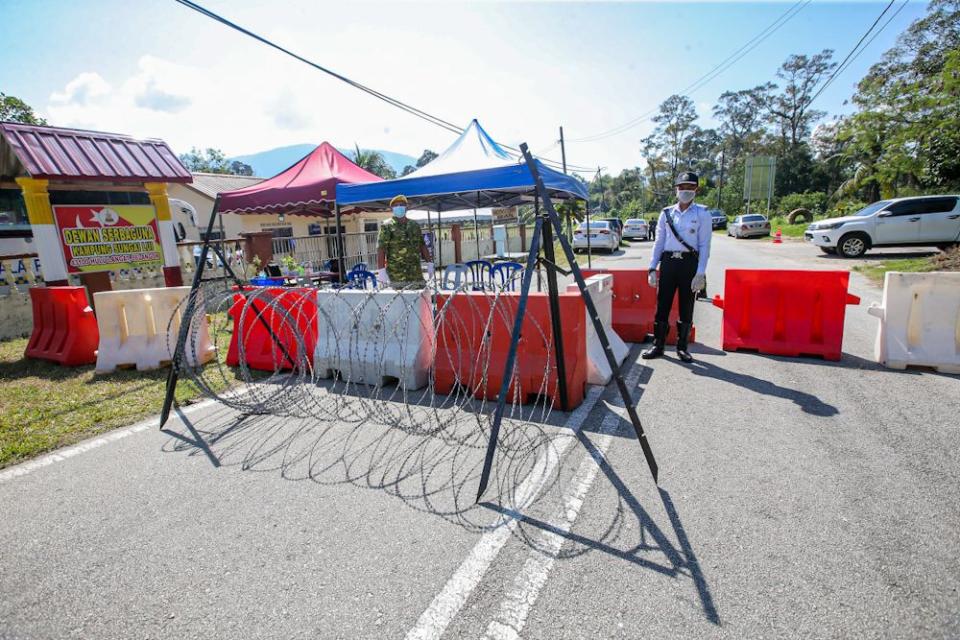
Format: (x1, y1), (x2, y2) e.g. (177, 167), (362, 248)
(667, 251), (697, 259)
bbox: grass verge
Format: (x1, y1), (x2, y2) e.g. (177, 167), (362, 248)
(854, 246), (960, 284)
(0, 332), (240, 470)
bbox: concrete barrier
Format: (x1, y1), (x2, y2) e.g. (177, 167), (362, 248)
(868, 271), (960, 374)
(567, 274), (629, 385)
(94, 286), (214, 373)
(314, 289), (435, 390)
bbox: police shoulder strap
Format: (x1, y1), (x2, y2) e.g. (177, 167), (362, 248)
(663, 207), (698, 255)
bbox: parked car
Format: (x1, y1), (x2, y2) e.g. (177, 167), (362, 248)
(622, 218), (649, 240)
(805, 195), (960, 258)
(573, 221), (619, 253)
(728, 214), (771, 238)
(601, 217), (624, 242)
(708, 209), (727, 230)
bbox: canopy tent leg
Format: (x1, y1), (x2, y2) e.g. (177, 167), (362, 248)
(474, 191), (481, 261)
(334, 203), (346, 278)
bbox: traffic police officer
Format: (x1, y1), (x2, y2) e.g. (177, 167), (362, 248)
(377, 195), (432, 287)
(642, 171), (712, 363)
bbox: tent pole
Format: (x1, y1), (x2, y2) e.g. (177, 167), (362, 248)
(437, 208), (442, 270)
(535, 193), (542, 292)
(474, 191), (481, 261)
(426, 208), (436, 285)
(334, 203), (345, 278)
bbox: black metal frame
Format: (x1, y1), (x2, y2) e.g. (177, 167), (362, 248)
(474, 143), (659, 501)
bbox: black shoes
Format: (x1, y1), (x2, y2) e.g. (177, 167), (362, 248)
(641, 321), (668, 359)
(676, 321), (693, 363)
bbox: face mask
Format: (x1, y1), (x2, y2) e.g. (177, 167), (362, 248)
(677, 190), (696, 204)
(392, 206), (406, 217)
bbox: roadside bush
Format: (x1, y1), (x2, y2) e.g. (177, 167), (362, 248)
(827, 199), (869, 219)
(777, 191), (827, 216)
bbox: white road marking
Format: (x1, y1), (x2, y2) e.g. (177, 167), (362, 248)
(403, 385), (606, 640)
(483, 413), (619, 640)
(0, 398), (219, 485)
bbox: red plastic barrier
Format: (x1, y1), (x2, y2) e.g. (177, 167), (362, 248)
(434, 291), (587, 409)
(25, 287), (98, 366)
(581, 268), (695, 345)
(225, 287), (317, 371)
(712, 269), (860, 361)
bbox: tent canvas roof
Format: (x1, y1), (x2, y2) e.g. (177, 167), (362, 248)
(337, 120), (587, 211)
(218, 142), (382, 216)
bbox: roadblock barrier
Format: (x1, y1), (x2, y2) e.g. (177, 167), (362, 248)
(313, 289), (435, 390)
(712, 269), (860, 361)
(433, 291), (587, 409)
(566, 274), (629, 385)
(582, 268), (695, 345)
(25, 286), (98, 366)
(867, 271), (960, 374)
(94, 287), (214, 373)
(226, 287), (317, 371)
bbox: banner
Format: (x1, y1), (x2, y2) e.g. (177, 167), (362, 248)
(53, 205), (163, 274)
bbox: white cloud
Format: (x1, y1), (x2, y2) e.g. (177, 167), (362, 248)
(49, 72), (111, 106)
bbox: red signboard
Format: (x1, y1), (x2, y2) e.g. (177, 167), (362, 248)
(53, 205), (163, 274)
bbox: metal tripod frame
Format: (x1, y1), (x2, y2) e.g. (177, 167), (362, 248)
(475, 143), (659, 501)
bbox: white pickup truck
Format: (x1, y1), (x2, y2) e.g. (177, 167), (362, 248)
(805, 195), (960, 258)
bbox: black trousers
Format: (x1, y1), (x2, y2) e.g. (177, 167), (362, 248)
(655, 252), (697, 324)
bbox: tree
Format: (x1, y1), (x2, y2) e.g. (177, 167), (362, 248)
(415, 149), (438, 167)
(178, 147), (253, 175)
(713, 84), (773, 161)
(642, 95), (699, 175)
(767, 50), (837, 147)
(0, 92), (47, 125)
(351, 144), (397, 179)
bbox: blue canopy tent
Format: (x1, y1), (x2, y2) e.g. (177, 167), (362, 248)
(337, 119), (588, 266)
(337, 120), (588, 211)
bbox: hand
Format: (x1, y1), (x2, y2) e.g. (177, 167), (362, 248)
(377, 268), (390, 285)
(647, 270), (658, 288)
(691, 272), (706, 292)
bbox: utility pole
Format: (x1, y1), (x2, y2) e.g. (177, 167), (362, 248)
(559, 126), (571, 240)
(597, 166), (604, 214)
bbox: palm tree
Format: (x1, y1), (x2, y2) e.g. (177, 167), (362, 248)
(352, 144), (396, 179)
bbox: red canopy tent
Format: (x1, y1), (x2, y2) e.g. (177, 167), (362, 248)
(218, 142), (382, 216)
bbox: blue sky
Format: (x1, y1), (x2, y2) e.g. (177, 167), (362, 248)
(0, 0), (926, 173)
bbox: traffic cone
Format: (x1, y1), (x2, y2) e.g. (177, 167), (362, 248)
(773, 228), (782, 244)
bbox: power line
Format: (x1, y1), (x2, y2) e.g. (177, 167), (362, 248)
(173, 0), (595, 172)
(807, 0), (904, 106)
(569, 0), (812, 143)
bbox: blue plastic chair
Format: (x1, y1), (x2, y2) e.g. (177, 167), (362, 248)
(465, 260), (493, 291)
(351, 262), (368, 273)
(442, 264), (470, 290)
(346, 269), (378, 290)
(490, 261), (523, 291)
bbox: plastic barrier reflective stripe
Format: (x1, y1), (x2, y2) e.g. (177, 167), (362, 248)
(25, 286), (98, 366)
(565, 274), (629, 385)
(868, 271), (960, 374)
(94, 287), (214, 373)
(433, 291), (587, 409)
(582, 268), (695, 345)
(225, 287), (317, 371)
(313, 289), (435, 390)
(712, 269), (860, 361)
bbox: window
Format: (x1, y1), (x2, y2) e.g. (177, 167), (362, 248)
(744, 215), (766, 222)
(200, 231), (224, 241)
(308, 223), (325, 236)
(916, 197), (959, 214)
(886, 200), (930, 216)
(364, 221), (380, 233)
(0, 188), (29, 234)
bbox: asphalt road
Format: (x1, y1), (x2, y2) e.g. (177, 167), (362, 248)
(2, 235), (958, 639)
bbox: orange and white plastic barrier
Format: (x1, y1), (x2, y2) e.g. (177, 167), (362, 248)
(868, 271), (960, 374)
(94, 286), (213, 373)
(314, 288), (435, 390)
(566, 274), (629, 385)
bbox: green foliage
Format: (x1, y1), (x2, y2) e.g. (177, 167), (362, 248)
(0, 92), (46, 125)
(777, 191), (827, 215)
(352, 144), (397, 179)
(179, 147), (253, 175)
(827, 199), (869, 219)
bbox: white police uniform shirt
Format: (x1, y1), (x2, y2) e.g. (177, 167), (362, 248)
(649, 201), (712, 274)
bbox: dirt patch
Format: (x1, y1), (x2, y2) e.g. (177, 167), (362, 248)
(930, 246), (960, 271)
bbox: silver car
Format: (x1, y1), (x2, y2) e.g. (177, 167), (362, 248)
(622, 218), (649, 240)
(728, 214), (771, 238)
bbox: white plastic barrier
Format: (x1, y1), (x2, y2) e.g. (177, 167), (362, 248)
(868, 271), (960, 374)
(314, 288), (435, 390)
(94, 286), (214, 373)
(567, 274), (629, 385)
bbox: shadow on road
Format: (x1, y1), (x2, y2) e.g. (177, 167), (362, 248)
(687, 358), (839, 416)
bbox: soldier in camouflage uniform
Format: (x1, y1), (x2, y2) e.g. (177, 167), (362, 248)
(377, 195), (431, 287)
